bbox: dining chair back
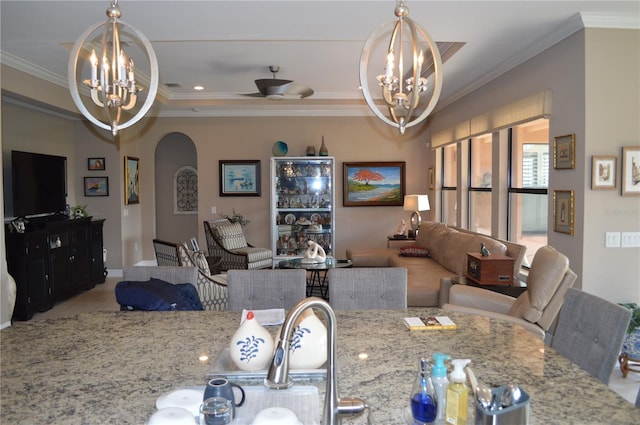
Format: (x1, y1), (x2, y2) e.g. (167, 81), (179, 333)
(226, 269), (307, 311)
(551, 288), (631, 384)
(328, 267), (407, 310)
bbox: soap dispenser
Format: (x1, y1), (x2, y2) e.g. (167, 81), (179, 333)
(410, 357), (437, 425)
(445, 359), (471, 425)
(431, 352), (451, 422)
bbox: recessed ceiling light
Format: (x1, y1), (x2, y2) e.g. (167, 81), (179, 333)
(194, 85), (204, 91)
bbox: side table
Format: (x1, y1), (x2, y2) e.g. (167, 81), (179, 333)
(451, 275), (527, 298)
(387, 235), (416, 249)
(618, 353), (640, 378)
(278, 258), (353, 299)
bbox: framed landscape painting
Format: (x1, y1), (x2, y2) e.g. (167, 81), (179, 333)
(84, 177), (109, 197)
(87, 157), (105, 170)
(343, 161), (405, 207)
(219, 160), (261, 196)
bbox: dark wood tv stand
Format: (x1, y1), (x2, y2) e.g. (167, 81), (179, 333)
(5, 217), (105, 321)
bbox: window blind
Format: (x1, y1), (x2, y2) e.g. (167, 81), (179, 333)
(431, 90), (552, 148)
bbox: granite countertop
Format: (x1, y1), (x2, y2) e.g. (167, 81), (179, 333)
(1, 309), (638, 424)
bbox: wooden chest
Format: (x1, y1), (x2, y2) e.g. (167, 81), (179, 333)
(465, 252), (514, 285)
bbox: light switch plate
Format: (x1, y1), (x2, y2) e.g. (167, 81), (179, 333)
(621, 232), (640, 248)
(606, 232), (621, 248)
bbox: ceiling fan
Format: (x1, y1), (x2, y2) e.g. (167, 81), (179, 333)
(244, 65), (314, 100)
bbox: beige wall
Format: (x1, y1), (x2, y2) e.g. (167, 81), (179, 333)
(114, 115), (431, 266)
(583, 28), (640, 302)
(428, 28), (640, 304)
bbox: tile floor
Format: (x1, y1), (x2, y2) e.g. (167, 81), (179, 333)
(24, 277), (640, 405)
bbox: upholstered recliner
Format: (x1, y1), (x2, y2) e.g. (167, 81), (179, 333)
(442, 245), (577, 342)
(176, 242), (228, 310)
(203, 219), (272, 270)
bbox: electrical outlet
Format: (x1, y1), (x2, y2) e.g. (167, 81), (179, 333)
(211, 206), (217, 214)
(621, 232), (640, 248)
(605, 232), (621, 248)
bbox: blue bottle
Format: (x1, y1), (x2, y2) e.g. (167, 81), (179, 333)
(410, 357), (437, 424)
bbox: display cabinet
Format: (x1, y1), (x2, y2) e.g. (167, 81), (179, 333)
(270, 157), (335, 266)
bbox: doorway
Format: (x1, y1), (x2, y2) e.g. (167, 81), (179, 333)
(154, 133), (198, 243)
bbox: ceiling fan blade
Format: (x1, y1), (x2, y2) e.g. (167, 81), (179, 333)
(255, 78), (292, 95)
(245, 78), (314, 99)
(285, 83), (314, 98)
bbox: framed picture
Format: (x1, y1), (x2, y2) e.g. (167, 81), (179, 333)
(219, 160), (261, 196)
(553, 190), (574, 235)
(553, 134), (575, 169)
(88, 157), (105, 170)
(124, 156), (140, 205)
(428, 167), (435, 191)
(591, 156), (617, 190)
(84, 177), (109, 197)
(343, 161), (406, 207)
(621, 146), (640, 196)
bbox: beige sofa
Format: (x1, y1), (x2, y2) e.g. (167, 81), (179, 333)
(346, 221), (525, 307)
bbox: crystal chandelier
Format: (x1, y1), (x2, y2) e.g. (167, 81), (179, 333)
(68, 0), (158, 136)
(359, 0), (443, 134)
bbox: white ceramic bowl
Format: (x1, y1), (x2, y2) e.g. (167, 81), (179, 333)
(251, 407), (301, 425)
(148, 407), (197, 425)
(156, 388), (203, 417)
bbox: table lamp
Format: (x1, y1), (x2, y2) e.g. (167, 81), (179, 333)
(404, 195), (430, 237)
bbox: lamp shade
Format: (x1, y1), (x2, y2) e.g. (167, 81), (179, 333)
(403, 195), (430, 212)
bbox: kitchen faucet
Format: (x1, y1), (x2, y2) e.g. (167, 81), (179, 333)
(265, 297), (367, 425)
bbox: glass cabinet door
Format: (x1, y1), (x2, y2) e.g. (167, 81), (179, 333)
(270, 157), (335, 265)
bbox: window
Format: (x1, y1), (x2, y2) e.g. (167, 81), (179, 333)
(469, 134), (492, 235)
(441, 144), (458, 226)
(508, 118), (549, 266)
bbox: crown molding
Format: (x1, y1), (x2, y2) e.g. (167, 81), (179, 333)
(580, 11), (640, 29)
(1, 51), (68, 88)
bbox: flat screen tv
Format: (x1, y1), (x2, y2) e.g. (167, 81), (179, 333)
(11, 150), (67, 218)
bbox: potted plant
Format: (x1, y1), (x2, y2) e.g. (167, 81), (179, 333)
(618, 303), (640, 378)
(222, 209), (250, 227)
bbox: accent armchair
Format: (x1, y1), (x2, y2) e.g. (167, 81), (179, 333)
(442, 245), (577, 342)
(152, 239), (181, 266)
(203, 219), (272, 271)
(176, 242), (228, 311)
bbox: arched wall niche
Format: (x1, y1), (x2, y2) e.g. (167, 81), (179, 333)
(155, 132), (198, 243)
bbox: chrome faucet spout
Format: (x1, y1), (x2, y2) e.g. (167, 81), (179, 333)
(264, 297), (365, 425)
